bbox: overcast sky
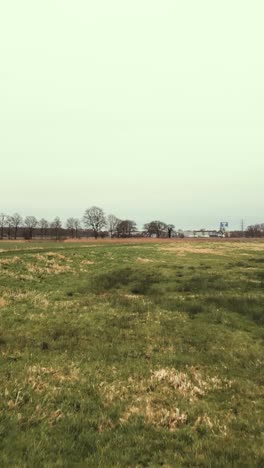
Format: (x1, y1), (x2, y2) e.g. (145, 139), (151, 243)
(1, 1), (263, 230)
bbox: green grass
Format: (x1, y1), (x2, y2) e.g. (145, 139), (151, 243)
(0, 240), (264, 467)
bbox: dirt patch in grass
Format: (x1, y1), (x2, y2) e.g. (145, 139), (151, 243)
(0, 298), (6, 307)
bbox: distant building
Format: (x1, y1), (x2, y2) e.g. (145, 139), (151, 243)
(182, 230), (224, 238)
(194, 230), (224, 238)
(182, 230), (194, 238)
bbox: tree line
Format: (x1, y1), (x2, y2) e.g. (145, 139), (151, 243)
(0, 207), (177, 240)
(0, 207), (263, 240)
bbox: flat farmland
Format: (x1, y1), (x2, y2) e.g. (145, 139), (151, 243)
(0, 239), (264, 467)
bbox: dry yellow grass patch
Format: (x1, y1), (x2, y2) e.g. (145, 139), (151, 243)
(26, 262), (73, 275)
(136, 257), (154, 263)
(27, 252), (74, 275)
(228, 242), (264, 251)
(2, 246), (44, 252)
(81, 260), (95, 265)
(27, 365), (80, 394)
(0, 270), (35, 281)
(3, 290), (50, 309)
(121, 401), (188, 431)
(48, 409), (64, 427)
(28, 364), (80, 381)
(34, 254), (48, 261)
(99, 367), (229, 431)
(151, 367), (223, 401)
(0, 252), (74, 279)
(123, 294), (140, 300)
(193, 413), (228, 436)
(46, 252), (67, 260)
(0, 256), (21, 265)
(32, 252), (68, 261)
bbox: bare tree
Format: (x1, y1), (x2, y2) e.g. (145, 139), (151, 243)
(107, 214), (120, 238)
(39, 218), (49, 238)
(7, 216), (12, 239)
(10, 213), (23, 239)
(51, 217), (62, 240)
(83, 206), (106, 239)
(144, 220), (167, 238)
(24, 216), (38, 239)
(246, 223), (264, 238)
(66, 217), (76, 238)
(0, 213), (7, 239)
(73, 218), (82, 238)
(66, 217), (82, 238)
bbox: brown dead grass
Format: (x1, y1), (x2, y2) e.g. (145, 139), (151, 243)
(160, 245), (226, 255)
(31, 252), (67, 261)
(123, 294), (140, 300)
(0, 256), (21, 265)
(27, 262), (73, 275)
(27, 252), (73, 275)
(80, 260), (95, 265)
(0, 252), (75, 279)
(46, 252), (67, 259)
(3, 290), (50, 308)
(26, 365), (80, 394)
(28, 364), (80, 383)
(237, 244), (264, 251)
(99, 367), (230, 431)
(136, 257), (154, 263)
(121, 401), (188, 431)
(151, 367), (223, 401)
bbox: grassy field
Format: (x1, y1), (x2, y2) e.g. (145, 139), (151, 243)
(0, 239), (264, 467)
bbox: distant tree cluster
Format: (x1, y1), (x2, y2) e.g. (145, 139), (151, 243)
(229, 223), (264, 238)
(0, 213), (65, 240)
(245, 223), (264, 238)
(0, 207), (179, 240)
(143, 221), (175, 238)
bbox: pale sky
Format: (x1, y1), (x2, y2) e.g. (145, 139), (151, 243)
(1, 1), (263, 230)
